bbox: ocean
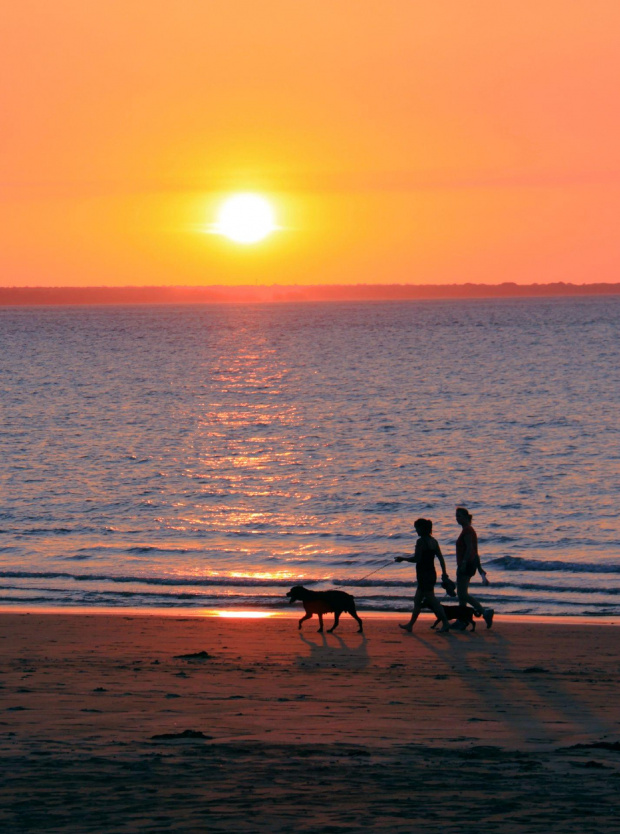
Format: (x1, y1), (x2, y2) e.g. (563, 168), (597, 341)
(1, 297), (619, 616)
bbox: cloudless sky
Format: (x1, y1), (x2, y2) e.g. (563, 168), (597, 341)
(2, 1), (620, 286)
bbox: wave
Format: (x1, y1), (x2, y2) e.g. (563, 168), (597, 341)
(17, 527), (74, 536)
(3, 569), (620, 603)
(61, 554), (95, 561)
(497, 582), (620, 596)
(1, 587), (619, 616)
(124, 546), (196, 554)
(488, 556), (620, 574)
(0, 570), (460, 590)
(3, 583), (618, 602)
(0, 570), (307, 588)
(74, 544), (201, 556)
(482, 534), (517, 543)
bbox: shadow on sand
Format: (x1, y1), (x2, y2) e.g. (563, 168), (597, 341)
(296, 631), (369, 671)
(405, 626), (611, 746)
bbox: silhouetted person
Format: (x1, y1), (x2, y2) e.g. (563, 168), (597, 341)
(455, 507), (494, 628)
(395, 518), (451, 633)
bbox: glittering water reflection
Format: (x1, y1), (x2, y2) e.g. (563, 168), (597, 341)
(1, 300), (619, 614)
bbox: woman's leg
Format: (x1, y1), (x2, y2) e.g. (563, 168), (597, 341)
(399, 586), (426, 631)
(424, 589), (450, 632)
(457, 573), (483, 616)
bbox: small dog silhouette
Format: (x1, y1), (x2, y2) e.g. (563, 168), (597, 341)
(431, 604), (478, 631)
(286, 586), (363, 633)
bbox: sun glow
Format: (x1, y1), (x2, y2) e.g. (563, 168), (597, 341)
(214, 193), (276, 244)
(217, 611), (276, 619)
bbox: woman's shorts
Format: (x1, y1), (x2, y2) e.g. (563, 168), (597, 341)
(417, 576), (437, 594)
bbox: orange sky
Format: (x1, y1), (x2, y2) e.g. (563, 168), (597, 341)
(2, 1), (620, 287)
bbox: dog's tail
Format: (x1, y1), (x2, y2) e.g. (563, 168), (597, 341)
(345, 597), (359, 615)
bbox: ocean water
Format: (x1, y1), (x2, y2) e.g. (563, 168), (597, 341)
(1, 297), (619, 616)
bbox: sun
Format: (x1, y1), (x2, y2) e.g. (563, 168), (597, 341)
(214, 193), (276, 244)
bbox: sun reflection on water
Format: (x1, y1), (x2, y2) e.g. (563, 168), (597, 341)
(224, 569), (299, 582)
(216, 611), (277, 619)
(147, 343), (327, 584)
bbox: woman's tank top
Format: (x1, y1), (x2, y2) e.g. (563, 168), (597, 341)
(415, 537), (437, 585)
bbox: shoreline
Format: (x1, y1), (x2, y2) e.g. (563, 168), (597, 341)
(1, 604), (619, 625)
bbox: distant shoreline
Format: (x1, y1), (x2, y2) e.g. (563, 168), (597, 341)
(1, 282), (620, 306)
(1, 606), (618, 625)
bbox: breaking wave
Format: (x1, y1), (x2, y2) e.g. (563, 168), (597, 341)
(488, 556), (620, 574)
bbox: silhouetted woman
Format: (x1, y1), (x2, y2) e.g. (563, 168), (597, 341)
(455, 507), (493, 628)
(395, 518), (451, 633)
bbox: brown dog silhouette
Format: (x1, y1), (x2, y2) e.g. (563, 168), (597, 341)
(286, 586), (363, 633)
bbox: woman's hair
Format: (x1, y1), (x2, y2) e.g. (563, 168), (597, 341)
(456, 506), (473, 522)
(414, 518), (433, 535)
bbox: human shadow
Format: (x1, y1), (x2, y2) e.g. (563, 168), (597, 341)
(408, 625), (611, 746)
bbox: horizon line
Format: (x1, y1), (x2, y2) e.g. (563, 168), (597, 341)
(1, 282), (620, 306)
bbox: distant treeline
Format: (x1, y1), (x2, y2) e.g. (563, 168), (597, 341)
(1, 283), (620, 306)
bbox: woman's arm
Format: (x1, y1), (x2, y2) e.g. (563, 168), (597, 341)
(395, 540), (421, 564)
(435, 542), (448, 576)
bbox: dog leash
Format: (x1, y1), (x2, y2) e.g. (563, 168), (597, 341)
(354, 560), (458, 597)
(355, 560), (394, 583)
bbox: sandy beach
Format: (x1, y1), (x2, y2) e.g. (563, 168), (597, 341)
(1, 610), (619, 832)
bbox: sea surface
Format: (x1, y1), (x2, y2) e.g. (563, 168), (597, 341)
(1, 298), (619, 616)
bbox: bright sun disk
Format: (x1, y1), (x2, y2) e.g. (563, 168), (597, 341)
(215, 193), (276, 244)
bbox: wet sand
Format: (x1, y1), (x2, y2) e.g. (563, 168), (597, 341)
(1, 611), (619, 832)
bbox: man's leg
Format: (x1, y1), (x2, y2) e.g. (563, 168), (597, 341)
(456, 574), (483, 617)
(457, 573), (493, 627)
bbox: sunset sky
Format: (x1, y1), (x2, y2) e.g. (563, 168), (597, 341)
(2, 1), (619, 287)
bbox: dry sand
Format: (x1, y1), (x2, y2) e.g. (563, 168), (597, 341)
(1, 610), (619, 832)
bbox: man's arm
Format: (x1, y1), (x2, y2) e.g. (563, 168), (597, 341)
(467, 534), (490, 584)
(476, 556), (490, 585)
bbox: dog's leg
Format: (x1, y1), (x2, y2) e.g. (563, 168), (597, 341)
(317, 613), (324, 633)
(431, 617), (439, 629)
(471, 620), (476, 631)
(327, 611), (341, 633)
(298, 612), (312, 630)
(347, 603), (364, 633)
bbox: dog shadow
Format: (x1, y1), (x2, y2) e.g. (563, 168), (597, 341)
(296, 630), (369, 671)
